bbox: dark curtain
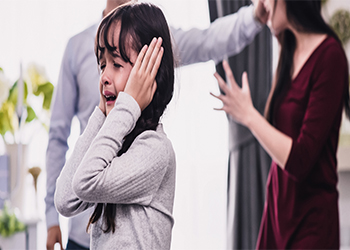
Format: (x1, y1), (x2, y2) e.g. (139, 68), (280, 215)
(208, 1), (272, 249)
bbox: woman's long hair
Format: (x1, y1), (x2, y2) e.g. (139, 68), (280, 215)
(87, 2), (174, 233)
(265, 0), (350, 123)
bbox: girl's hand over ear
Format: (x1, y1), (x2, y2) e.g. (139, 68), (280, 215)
(124, 37), (164, 111)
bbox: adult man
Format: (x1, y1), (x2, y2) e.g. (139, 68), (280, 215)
(45, 0), (267, 249)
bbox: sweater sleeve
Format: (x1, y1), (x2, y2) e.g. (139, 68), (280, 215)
(54, 106), (106, 217)
(170, 5), (262, 66)
(284, 42), (348, 181)
(71, 92), (171, 205)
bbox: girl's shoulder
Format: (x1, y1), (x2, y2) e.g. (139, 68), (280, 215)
(135, 124), (175, 155)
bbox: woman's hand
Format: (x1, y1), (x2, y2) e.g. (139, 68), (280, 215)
(212, 60), (293, 168)
(98, 80), (106, 115)
(124, 37), (164, 111)
(211, 60), (255, 127)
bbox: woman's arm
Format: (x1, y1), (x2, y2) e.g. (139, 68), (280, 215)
(212, 45), (347, 178)
(245, 107), (292, 168)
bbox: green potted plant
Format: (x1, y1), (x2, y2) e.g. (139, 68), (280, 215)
(0, 64), (54, 213)
(0, 201), (26, 238)
(329, 9), (350, 45)
(0, 64), (54, 144)
(0, 201), (27, 249)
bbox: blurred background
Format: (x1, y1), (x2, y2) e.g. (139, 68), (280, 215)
(0, 0), (349, 249)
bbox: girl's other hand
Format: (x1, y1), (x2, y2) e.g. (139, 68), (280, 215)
(124, 37), (164, 111)
(211, 60), (255, 126)
(98, 80), (106, 115)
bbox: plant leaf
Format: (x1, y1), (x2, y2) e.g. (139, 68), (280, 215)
(0, 101), (15, 136)
(7, 80), (29, 106)
(26, 105), (37, 123)
(35, 81), (54, 110)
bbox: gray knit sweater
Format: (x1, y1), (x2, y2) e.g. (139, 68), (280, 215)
(54, 92), (176, 250)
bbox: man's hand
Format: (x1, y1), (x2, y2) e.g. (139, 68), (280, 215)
(252, 0), (268, 24)
(46, 225), (64, 250)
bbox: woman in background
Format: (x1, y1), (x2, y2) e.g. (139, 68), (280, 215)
(212, 0), (349, 248)
(55, 2), (176, 249)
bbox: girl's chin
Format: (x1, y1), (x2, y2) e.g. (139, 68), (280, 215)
(106, 100), (116, 106)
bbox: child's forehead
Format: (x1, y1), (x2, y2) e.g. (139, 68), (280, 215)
(99, 22), (120, 46)
(97, 19), (139, 64)
(99, 22), (135, 50)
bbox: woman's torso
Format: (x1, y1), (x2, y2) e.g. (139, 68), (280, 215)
(257, 36), (348, 249)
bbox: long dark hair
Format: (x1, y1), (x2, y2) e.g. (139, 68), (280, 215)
(87, 2), (174, 233)
(265, 0), (350, 123)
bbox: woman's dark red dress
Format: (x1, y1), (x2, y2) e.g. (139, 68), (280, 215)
(256, 36), (349, 249)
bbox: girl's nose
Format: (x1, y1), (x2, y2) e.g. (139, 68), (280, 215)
(101, 70), (112, 86)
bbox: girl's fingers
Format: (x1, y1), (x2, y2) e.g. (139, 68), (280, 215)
(98, 81), (106, 114)
(140, 37), (158, 72)
(134, 44), (148, 70)
(147, 37), (163, 74)
(151, 80), (157, 97)
(150, 47), (164, 79)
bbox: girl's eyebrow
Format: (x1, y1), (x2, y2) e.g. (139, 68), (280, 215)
(111, 49), (121, 58)
(99, 48), (121, 62)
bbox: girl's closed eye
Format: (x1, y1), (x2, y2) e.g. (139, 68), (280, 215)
(100, 64), (106, 72)
(113, 62), (123, 68)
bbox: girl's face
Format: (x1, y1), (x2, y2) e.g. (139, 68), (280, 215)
(99, 22), (138, 115)
(262, 0), (289, 36)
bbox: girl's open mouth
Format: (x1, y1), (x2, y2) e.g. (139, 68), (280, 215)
(104, 94), (116, 102)
(104, 90), (117, 105)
